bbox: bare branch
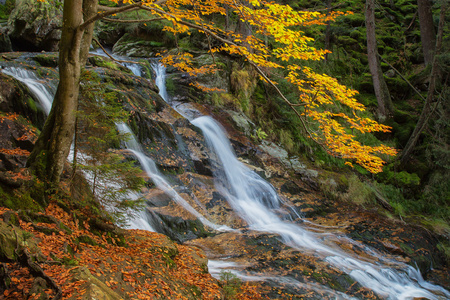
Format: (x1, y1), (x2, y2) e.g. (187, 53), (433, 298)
(92, 38), (139, 65)
(378, 54), (426, 102)
(79, 2), (143, 31)
(102, 16), (164, 23)
(139, 6), (327, 149)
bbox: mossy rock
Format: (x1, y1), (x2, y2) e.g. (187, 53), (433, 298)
(349, 28), (366, 42)
(0, 220), (38, 261)
(385, 76), (411, 98)
(75, 235), (98, 246)
(68, 266), (122, 300)
(88, 56), (130, 73)
(7, 0), (62, 51)
(32, 54), (59, 68)
(112, 33), (164, 57)
(393, 109), (414, 124)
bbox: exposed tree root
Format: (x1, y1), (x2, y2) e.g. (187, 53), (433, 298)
(0, 263), (11, 292)
(20, 248), (62, 300)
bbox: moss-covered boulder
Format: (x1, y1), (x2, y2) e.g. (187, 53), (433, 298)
(112, 33), (164, 57)
(0, 220), (38, 261)
(7, 0), (62, 51)
(67, 267), (123, 300)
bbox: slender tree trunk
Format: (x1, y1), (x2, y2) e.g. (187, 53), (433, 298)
(400, 3), (447, 165)
(28, 0), (97, 189)
(365, 0), (393, 121)
(417, 0), (436, 65)
(324, 0), (332, 61)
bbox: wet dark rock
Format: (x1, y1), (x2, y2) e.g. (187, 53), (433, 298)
(0, 72), (47, 128)
(96, 25), (125, 48)
(7, 0), (62, 51)
(0, 27), (12, 52)
(245, 234), (283, 254)
(147, 211), (213, 243)
(347, 218), (445, 279)
(193, 159), (213, 177)
(0, 117), (36, 174)
(280, 181), (309, 195)
(145, 191), (172, 207)
(205, 192), (227, 209)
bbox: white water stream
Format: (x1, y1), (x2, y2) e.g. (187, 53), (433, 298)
(0, 66), (154, 231)
(150, 61), (170, 102)
(91, 48), (143, 77)
(192, 116), (450, 300)
(150, 61), (450, 299)
(115, 123), (230, 232)
(4, 59), (448, 299)
(2, 67), (55, 114)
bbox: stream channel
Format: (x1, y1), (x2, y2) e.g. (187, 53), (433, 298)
(2, 52), (449, 300)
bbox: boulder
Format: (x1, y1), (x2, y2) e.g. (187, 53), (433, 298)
(68, 267), (122, 300)
(7, 0), (62, 51)
(0, 27), (12, 52)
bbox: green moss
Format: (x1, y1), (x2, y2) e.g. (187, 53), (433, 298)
(0, 0), (15, 20)
(88, 56), (124, 72)
(75, 235), (98, 246)
(165, 76), (175, 93)
(32, 54), (59, 68)
(26, 97), (38, 112)
(0, 185), (43, 212)
(0, 186), (15, 209)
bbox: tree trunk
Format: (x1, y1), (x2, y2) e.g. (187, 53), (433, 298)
(28, 0), (97, 189)
(400, 2), (447, 165)
(324, 0), (332, 61)
(417, 0), (436, 65)
(365, 0), (393, 121)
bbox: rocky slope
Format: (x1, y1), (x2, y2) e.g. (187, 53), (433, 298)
(0, 52), (448, 299)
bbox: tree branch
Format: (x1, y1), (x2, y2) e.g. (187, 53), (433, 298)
(377, 54), (426, 102)
(102, 16), (164, 23)
(92, 38), (139, 65)
(139, 6), (327, 149)
(79, 2), (143, 31)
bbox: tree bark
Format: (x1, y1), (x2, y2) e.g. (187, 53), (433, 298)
(400, 2), (447, 165)
(324, 0), (332, 61)
(28, 0), (97, 189)
(365, 0), (393, 121)
(417, 0), (436, 65)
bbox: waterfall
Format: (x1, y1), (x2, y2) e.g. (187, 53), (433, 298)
(192, 116), (450, 300)
(1, 66), (154, 231)
(116, 122), (230, 232)
(90, 48), (143, 77)
(2, 67), (54, 114)
(150, 61), (170, 102)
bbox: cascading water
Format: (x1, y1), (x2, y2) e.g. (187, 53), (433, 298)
(116, 122), (230, 232)
(2, 67), (55, 114)
(192, 116), (450, 300)
(0, 65), (153, 231)
(90, 48), (143, 77)
(150, 61), (170, 103)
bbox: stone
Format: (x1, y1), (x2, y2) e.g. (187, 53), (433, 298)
(226, 110), (255, 136)
(28, 277), (49, 300)
(68, 267), (122, 300)
(0, 28), (12, 52)
(7, 0), (62, 51)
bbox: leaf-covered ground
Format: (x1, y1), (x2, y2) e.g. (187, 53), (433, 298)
(0, 203), (263, 299)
